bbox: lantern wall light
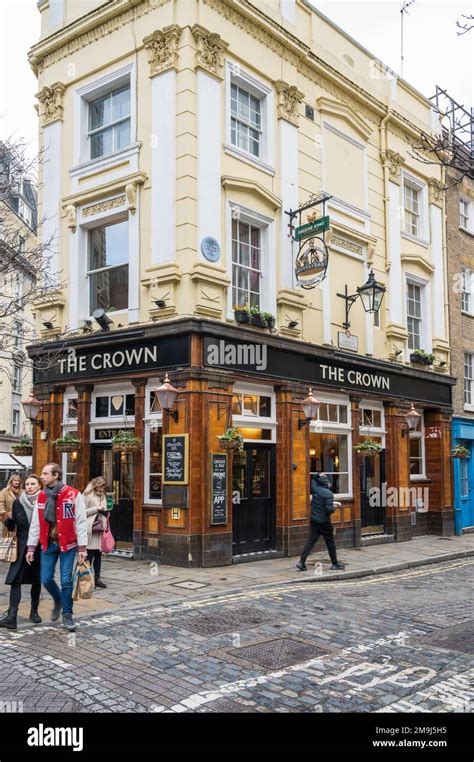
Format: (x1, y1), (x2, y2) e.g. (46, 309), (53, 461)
(401, 403), (422, 437)
(337, 270), (386, 330)
(155, 373), (179, 422)
(298, 387), (320, 430)
(21, 390), (44, 429)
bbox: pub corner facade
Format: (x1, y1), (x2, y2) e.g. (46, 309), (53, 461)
(28, 0), (456, 566)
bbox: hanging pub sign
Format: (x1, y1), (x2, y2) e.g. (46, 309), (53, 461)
(210, 453), (228, 525)
(295, 215), (330, 241)
(163, 434), (189, 485)
(295, 238), (329, 289)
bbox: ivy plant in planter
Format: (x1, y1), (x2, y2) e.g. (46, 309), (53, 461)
(261, 311), (276, 330)
(354, 438), (383, 457)
(12, 436), (33, 456)
(410, 349), (435, 366)
(111, 432), (143, 453)
(450, 445), (470, 459)
(53, 433), (82, 453)
(217, 427), (244, 452)
(249, 306), (267, 328)
(233, 304), (250, 324)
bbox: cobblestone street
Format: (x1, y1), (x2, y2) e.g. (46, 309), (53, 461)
(0, 557), (472, 714)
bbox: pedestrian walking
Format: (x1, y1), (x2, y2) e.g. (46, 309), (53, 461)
(296, 473), (345, 571)
(84, 477), (108, 589)
(0, 474), (22, 536)
(26, 463), (88, 632)
(0, 474), (43, 630)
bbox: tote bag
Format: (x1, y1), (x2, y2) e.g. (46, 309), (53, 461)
(0, 531), (17, 563)
(101, 515), (115, 554)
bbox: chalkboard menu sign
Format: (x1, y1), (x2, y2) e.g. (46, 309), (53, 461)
(210, 453), (228, 525)
(163, 434), (189, 485)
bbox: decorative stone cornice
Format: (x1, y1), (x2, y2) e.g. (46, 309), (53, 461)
(143, 25), (181, 77)
(274, 80), (304, 126)
(36, 82), (65, 126)
(385, 149), (404, 184)
(82, 195), (126, 218)
(428, 178), (445, 206)
(191, 24), (229, 80)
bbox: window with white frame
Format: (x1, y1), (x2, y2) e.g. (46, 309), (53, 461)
(13, 321), (22, 349)
(460, 458), (469, 498)
(465, 353), (473, 407)
(232, 219), (262, 309)
(12, 363), (21, 393)
(144, 385), (163, 503)
(310, 396), (351, 497)
(94, 393), (135, 419)
(403, 181), (420, 236)
(459, 197), (471, 231)
(359, 404), (384, 431)
(406, 281), (423, 350)
(461, 268), (472, 314)
(409, 417), (425, 479)
(232, 385), (276, 442)
(12, 409), (20, 437)
(226, 62), (273, 170)
(88, 219), (129, 313)
(88, 83), (131, 160)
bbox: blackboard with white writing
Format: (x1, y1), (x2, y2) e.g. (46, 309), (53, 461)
(210, 453), (228, 525)
(163, 435), (188, 485)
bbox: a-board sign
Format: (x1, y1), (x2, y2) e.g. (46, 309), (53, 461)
(210, 453), (228, 525)
(162, 434), (189, 485)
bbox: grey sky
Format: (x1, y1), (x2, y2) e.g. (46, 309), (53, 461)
(0, 0), (472, 159)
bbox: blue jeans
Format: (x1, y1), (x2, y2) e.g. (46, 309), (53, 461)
(40, 544), (76, 615)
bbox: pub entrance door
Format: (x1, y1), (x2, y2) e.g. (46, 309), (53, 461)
(360, 448), (386, 534)
(232, 444), (276, 555)
(91, 445), (134, 546)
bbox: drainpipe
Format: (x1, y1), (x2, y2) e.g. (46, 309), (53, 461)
(379, 109), (393, 274)
(440, 164), (450, 367)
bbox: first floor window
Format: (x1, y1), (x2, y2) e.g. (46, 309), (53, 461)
(310, 432), (349, 495)
(88, 83), (131, 160)
(12, 363), (22, 393)
(232, 219), (261, 308)
(461, 269), (472, 314)
(230, 82), (262, 157)
(460, 198), (470, 230)
(465, 353), (473, 406)
(407, 281), (422, 350)
(148, 426), (163, 500)
(12, 409), (20, 436)
(460, 458), (469, 498)
(88, 219), (129, 313)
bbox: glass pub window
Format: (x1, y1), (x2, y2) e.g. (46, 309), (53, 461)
(88, 84), (131, 160)
(232, 393), (271, 417)
(88, 220), (129, 313)
(95, 394), (135, 417)
(317, 402), (347, 424)
(360, 408), (382, 427)
(149, 426), (163, 500)
(310, 432), (349, 495)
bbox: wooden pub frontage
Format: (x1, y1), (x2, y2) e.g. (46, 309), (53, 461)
(29, 318), (455, 567)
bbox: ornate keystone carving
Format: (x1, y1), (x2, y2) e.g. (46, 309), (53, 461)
(428, 178), (445, 206)
(143, 25), (181, 76)
(191, 24), (229, 80)
(274, 80), (304, 126)
(65, 204), (77, 232)
(385, 149), (404, 184)
(36, 82), (65, 126)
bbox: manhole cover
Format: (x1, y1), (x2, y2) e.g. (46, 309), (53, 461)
(421, 620), (474, 654)
(173, 606), (268, 635)
(227, 637), (329, 670)
(171, 580), (209, 590)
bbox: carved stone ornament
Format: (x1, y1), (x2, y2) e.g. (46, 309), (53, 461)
(385, 149), (404, 184)
(36, 82), (65, 125)
(82, 195), (126, 218)
(191, 24), (229, 80)
(65, 204), (77, 232)
(143, 25), (181, 76)
(274, 80), (304, 126)
(125, 182), (137, 214)
(428, 178), (445, 206)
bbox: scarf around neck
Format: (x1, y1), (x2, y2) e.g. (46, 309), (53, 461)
(44, 482), (65, 525)
(20, 490), (39, 524)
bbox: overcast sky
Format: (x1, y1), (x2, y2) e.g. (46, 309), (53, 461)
(0, 0), (472, 160)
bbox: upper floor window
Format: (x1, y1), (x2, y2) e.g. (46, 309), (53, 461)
(12, 363), (21, 393)
(460, 197), (471, 231)
(88, 219), (128, 313)
(407, 281), (422, 350)
(404, 181), (420, 237)
(462, 268), (472, 314)
(232, 219), (261, 309)
(225, 62), (273, 172)
(12, 409), (20, 437)
(13, 321), (22, 349)
(231, 83), (261, 158)
(88, 84), (131, 160)
(465, 353), (473, 408)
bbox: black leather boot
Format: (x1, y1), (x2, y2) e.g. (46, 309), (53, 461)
(29, 605), (42, 624)
(0, 607), (18, 630)
(95, 579), (107, 589)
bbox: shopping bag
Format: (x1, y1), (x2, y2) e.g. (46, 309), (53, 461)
(0, 531), (17, 563)
(72, 560), (94, 600)
(101, 516), (115, 554)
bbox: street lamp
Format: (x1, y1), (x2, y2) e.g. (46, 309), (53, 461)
(298, 387), (320, 429)
(337, 270), (386, 330)
(21, 390), (44, 429)
(155, 373), (179, 422)
(401, 403), (422, 437)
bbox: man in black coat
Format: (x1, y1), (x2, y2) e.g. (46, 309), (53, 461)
(296, 473), (345, 571)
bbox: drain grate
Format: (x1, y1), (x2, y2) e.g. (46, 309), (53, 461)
(420, 620), (474, 655)
(173, 606), (268, 635)
(226, 637), (330, 670)
(171, 580), (210, 590)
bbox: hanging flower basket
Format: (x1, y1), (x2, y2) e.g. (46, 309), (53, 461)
(217, 428), (244, 452)
(354, 439), (383, 457)
(111, 432), (143, 453)
(53, 434), (81, 453)
(450, 445), (470, 459)
(12, 443), (33, 456)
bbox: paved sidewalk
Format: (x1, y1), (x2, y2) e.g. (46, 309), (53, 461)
(1, 533), (473, 626)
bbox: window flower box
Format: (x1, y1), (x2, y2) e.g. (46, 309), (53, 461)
(249, 307), (267, 328)
(410, 350), (435, 366)
(233, 305), (250, 324)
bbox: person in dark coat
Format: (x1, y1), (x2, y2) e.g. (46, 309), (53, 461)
(296, 473), (345, 571)
(0, 474), (42, 629)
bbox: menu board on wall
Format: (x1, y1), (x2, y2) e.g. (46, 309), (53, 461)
(163, 434), (189, 485)
(210, 453), (228, 525)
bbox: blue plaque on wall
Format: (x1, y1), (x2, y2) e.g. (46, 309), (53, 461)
(201, 236), (221, 262)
